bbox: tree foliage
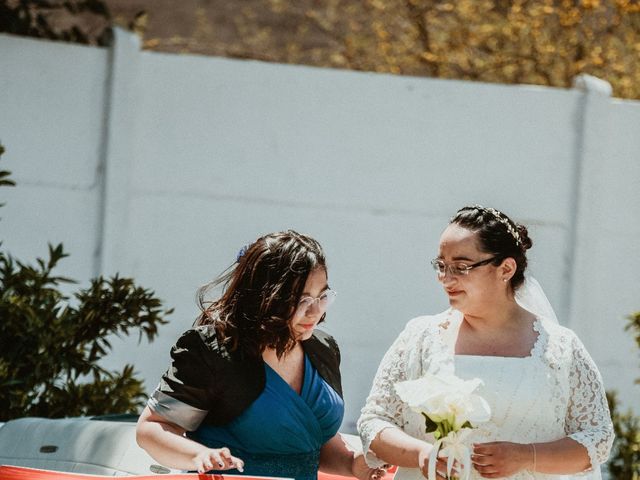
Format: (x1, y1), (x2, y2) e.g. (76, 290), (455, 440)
(402, 0), (640, 98)
(608, 391), (640, 479)
(626, 311), (640, 375)
(0, 0), (111, 46)
(2, 0), (639, 99)
(0, 146), (172, 421)
(109, 0), (640, 100)
(0, 145), (16, 208)
(607, 311), (640, 479)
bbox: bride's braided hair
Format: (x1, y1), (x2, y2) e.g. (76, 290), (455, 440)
(451, 205), (532, 289)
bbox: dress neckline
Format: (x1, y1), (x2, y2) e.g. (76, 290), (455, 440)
(264, 353), (309, 396)
(443, 310), (545, 360)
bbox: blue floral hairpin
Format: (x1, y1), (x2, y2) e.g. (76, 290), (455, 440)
(236, 244), (250, 263)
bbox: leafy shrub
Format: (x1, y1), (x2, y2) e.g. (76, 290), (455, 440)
(0, 145), (172, 421)
(607, 311), (640, 479)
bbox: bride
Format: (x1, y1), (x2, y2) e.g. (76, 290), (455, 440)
(357, 205), (613, 479)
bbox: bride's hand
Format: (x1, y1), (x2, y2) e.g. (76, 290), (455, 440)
(418, 445), (458, 480)
(472, 442), (532, 478)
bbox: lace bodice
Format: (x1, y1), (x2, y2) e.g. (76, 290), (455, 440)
(357, 310), (614, 480)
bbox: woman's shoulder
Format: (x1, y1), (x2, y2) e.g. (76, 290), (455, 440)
(538, 318), (580, 342)
(537, 318), (592, 358)
(309, 328), (339, 350)
(305, 329), (343, 397)
(403, 310), (452, 335)
(305, 329), (341, 365)
(172, 324), (235, 361)
(379, 310), (453, 352)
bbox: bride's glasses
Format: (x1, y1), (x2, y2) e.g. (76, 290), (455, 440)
(431, 257), (499, 277)
(295, 289), (337, 316)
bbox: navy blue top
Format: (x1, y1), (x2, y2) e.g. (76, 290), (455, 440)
(189, 354), (344, 480)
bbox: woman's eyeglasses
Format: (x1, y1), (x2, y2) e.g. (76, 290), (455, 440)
(295, 289), (337, 316)
(430, 257), (499, 277)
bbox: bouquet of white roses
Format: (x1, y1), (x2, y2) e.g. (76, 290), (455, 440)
(395, 373), (491, 480)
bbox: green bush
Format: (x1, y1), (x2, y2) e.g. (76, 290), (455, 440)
(0, 0), (111, 46)
(0, 145), (172, 421)
(607, 391), (640, 479)
(607, 311), (640, 479)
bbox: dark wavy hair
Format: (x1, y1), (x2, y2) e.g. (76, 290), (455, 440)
(195, 230), (327, 358)
(450, 205), (533, 290)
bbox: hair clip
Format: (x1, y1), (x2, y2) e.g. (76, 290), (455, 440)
(236, 244), (250, 262)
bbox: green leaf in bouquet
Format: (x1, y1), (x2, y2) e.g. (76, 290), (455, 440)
(460, 420), (472, 429)
(422, 412), (439, 433)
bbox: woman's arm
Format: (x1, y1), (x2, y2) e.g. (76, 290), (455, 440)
(472, 437), (590, 478)
(533, 438), (590, 472)
(319, 433), (387, 480)
(136, 406), (244, 473)
(357, 318), (428, 467)
(564, 334), (614, 469)
(319, 433), (358, 475)
(370, 428), (453, 480)
(369, 427), (433, 468)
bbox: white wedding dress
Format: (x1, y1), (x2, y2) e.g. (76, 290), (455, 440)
(357, 310), (614, 480)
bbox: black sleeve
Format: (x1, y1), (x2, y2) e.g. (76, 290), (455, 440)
(147, 328), (215, 431)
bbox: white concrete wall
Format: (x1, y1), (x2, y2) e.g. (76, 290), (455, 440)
(569, 92), (640, 405)
(0, 34), (108, 284)
(1, 30), (638, 433)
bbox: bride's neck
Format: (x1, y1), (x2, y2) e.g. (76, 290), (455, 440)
(463, 299), (528, 332)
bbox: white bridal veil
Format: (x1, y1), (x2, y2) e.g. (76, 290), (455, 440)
(514, 275), (559, 325)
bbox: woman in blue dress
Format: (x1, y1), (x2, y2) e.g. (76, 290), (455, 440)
(136, 230), (384, 480)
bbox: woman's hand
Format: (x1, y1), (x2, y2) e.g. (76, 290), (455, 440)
(192, 447), (245, 474)
(418, 444), (458, 480)
(472, 442), (532, 478)
(350, 452), (389, 480)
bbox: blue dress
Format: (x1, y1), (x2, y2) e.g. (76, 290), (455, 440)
(188, 354), (344, 480)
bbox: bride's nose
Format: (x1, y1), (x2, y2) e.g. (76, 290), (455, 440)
(440, 270), (457, 286)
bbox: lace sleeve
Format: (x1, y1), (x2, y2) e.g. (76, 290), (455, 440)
(357, 319), (421, 466)
(564, 333), (614, 470)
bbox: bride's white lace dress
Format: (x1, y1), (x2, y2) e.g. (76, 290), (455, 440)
(357, 310), (614, 480)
